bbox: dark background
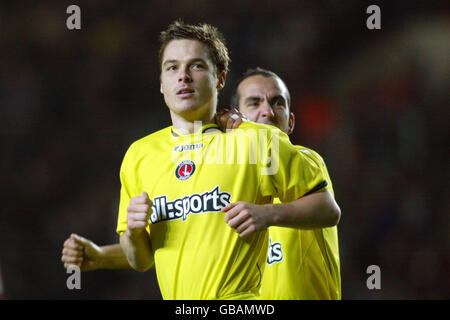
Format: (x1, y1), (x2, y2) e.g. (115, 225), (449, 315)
(1, 0), (449, 299)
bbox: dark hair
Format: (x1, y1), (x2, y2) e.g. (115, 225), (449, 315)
(159, 20), (230, 75)
(230, 67), (291, 109)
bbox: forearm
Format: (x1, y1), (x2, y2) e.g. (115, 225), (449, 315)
(98, 244), (133, 270)
(119, 230), (154, 272)
(268, 190), (341, 229)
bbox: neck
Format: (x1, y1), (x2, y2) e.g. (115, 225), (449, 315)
(170, 109), (216, 135)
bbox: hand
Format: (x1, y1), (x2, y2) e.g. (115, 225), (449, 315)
(61, 233), (103, 271)
(222, 202), (272, 237)
(214, 108), (248, 131)
(126, 192), (153, 237)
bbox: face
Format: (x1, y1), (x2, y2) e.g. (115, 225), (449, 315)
(237, 75), (294, 134)
(160, 39), (225, 120)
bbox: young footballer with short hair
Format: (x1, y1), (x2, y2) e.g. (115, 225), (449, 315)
(62, 21), (340, 300)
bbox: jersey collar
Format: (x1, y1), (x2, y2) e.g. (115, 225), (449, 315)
(171, 123), (220, 137)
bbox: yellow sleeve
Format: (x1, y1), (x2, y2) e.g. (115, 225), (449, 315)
(116, 143), (139, 236)
(259, 130), (328, 203)
(299, 148), (335, 197)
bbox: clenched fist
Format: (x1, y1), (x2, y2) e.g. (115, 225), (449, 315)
(126, 192), (153, 237)
(61, 233), (103, 271)
(222, 201), (272, 237)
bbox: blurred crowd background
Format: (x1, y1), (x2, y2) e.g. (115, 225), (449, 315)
(1, 1), (448, 299)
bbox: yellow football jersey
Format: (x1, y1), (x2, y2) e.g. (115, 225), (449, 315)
(259, 146), (341, 300)
(116, 122), (328, 300)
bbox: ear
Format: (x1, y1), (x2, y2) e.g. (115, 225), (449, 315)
(288, 112), (295, 135)
(216, 71), (226, 91)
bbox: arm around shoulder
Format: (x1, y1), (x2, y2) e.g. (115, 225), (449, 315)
(269, 189), (341, 229)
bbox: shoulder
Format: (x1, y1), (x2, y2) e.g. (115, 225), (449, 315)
(237, 122), (290, 142)
(238, 121), (281, 133)
(121, 126), (172, 164)
(293, 146), (333, 182)
(127, 126), (171, 152)
(294, 145), (326, 165)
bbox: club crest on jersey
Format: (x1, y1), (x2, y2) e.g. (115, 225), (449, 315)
(175, 160), (196, 181)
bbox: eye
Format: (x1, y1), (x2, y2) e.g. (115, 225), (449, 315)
(166, 65), (177, 71)
(191, 64), (204, 70)
(274, 100), (286, 108)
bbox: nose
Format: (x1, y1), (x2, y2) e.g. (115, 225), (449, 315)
(260, 101), (275, 119)
(178, 66), (192, 83)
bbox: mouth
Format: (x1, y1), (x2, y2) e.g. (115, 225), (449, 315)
(176, 88), (195, 98)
